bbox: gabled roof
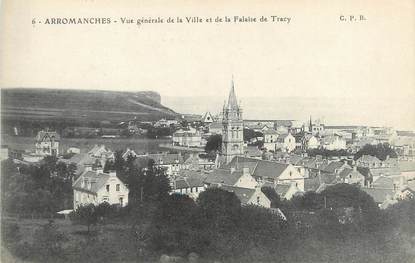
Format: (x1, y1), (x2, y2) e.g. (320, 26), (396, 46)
(204, 169), (244, 186)
(338, 168), (364, 179)
(175, 170), (207, 188)
(72, 171), (111, 194)
(216, 185), (257, 205)
(357, 155), (382, 164)
(36, 131), (60, 142)
(226, 156), (291, 179)
(263, 129), (279, 135)
(321, 161), (348, 174)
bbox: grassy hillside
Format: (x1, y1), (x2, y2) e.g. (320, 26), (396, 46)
(1, 88), (178, 124)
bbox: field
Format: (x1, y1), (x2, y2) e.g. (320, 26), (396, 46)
(2, 134), (171, 154)
(1, 88), (178, 124)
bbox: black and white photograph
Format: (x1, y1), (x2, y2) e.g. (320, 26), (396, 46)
(0, 0), (414, 262)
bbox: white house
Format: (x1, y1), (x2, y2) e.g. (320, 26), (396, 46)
(172, 129), (202, 147)
(171, 170), (207, 199)
(35, 130), (60, 156)
(275, 133), (296, 153)
(263, 129), (279, 151)
(321, 134), (347, 150)
(72, 168), (129, 208)
(226, 156), (305, 191)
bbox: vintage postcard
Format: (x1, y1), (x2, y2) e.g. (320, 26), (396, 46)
(0, 0), (414, 262)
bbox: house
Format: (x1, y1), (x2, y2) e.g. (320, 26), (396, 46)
(225, 156), (305, 191)
(321, 134), (346, 150)
(172, 129), (202, 147)
(88, 145), (114, 160)
(204, 167), (258, 189)
(122, 148), (139, 160)
(154, 118), (178, 128)
(304, 134), (320, 150)
(275, 133), (296, 153)
(134, 152), (184, 177)
(66, 147), (81, 154)
(183, 153), (216, 171)
(216, 185), (271, 208)
(337, 167), (365, 186)
(72, 168), (129, 208)
(35, 130), (60, 156)
(263, 129), (279, 151)
(201, 112), (215, 125)
(171, 170), (207, 199)
(356, 155), (382, 168)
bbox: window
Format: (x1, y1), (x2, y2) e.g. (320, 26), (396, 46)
(257, 196), (260, 204)
(289, 171), (292, 177)
(196, 187), (198, 193)
(106, 184), (110, 192)
(116, 184), (120, 191)
(119, 197), (123, 206)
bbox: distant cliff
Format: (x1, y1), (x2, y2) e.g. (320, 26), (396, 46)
(1, 88), (177, 124)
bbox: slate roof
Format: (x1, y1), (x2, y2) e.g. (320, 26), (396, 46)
(321, 161), (348, 173)
(72, 171), (111, 194)
(288, 155), (305, 166)
(226, 156), (291, 180)
(216, 185), (256, 205)
(263, 129), (279, 135)
(357, 155), (382, 164)
(204, 169), (244, 186)
(174, 170), (207, 189)
(338, 168), (364, 179)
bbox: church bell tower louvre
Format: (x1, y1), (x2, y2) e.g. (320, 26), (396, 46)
(221, 78), (244, 164)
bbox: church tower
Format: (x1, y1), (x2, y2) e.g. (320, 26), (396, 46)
(221, 79), (244, 164)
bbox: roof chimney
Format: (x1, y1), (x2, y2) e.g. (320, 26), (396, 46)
(109, 170), (116, 177)
(230, 167), (236, 174)
(95, 167), (103, 174)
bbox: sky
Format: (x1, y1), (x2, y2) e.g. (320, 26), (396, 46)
(0, 0), (414, 129)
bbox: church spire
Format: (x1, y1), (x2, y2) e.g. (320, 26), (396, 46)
(226, 78), (239, 110)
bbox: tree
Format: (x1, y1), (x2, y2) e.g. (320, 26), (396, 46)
(127, 159), (171, 206)
(205, 134), (222, 153)
(70, 204), (98, 234)
(261, 186), (282, 208)
(354, 143), (397, 161)
(197, 188), (241, 233)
